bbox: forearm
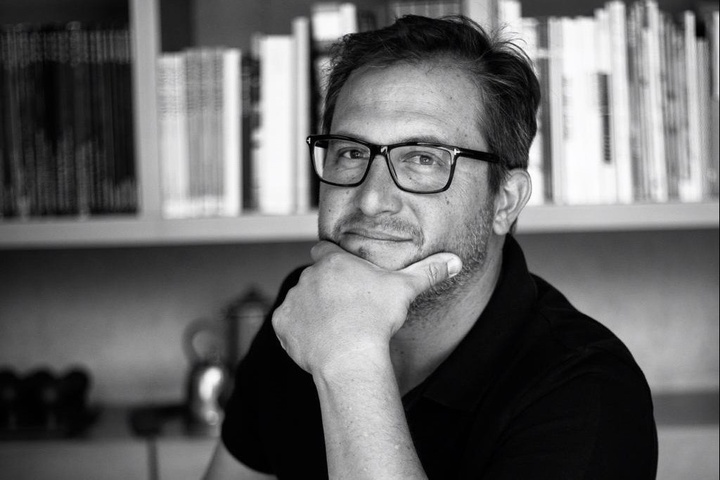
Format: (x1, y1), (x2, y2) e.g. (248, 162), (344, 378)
(313, 353), (427, 480)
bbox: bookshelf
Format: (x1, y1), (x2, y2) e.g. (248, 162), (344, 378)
(0, 0), (718, 249)
(0, 202), (717, 249)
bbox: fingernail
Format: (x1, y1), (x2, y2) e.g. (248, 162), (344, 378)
(447, 257), (462, 277)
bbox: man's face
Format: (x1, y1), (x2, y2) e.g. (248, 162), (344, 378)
(318, 61), (497, 275)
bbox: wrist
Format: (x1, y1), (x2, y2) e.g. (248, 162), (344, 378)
(313, 343), (394, 389)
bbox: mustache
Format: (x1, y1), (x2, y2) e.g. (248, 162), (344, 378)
(323, 212), (424, 245)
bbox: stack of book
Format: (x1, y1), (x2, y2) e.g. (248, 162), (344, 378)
(159, 0), (719, 217)
(0, 22), (136, 219)
(157, 2), (376, 217)
(519, 0), (719, 205)
(157, 47), (242, 219)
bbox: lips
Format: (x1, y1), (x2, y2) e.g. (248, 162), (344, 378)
(343, 228), (412, 243)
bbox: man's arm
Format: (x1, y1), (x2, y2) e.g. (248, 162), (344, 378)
(272, 241), (461, 479)
(202, 440), (277, 480)
(313, 349), (426, 479)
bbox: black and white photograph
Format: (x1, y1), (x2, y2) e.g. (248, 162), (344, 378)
(1, 0), (718, 478)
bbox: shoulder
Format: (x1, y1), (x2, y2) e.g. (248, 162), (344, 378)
(503, 273), (655, 427)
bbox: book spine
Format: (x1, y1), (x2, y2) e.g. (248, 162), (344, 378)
(520, 16), (545, 206)
(680, 11), (703, 202)
(185, 48), (204, 217)
(241, 45), (260, 212)
(88, 26), (104, 214)
(660, 14), (681, 201)
(708, 10), (719, 198)
(462, 0), (499, 32)
(16, 24), (37, 218)
(69, 22), (92, 217)
(595, 6), (618, 205)
(293, 17), (312, 214)
(158, 53), (190, 218)
(536, 16), (554, 203)
(547, 16), (565, 204)
(117, 27), (137, 213)
(696, 38), (710, 201)
(55, 24), (77, 215)
(221, 48), (242, 217)
(0, 27), (6, 217)
(607, 0), (634, 204)
(627, 4), (647, 202)
(643, 1), (668, 203)
(256, 35), (295, 215)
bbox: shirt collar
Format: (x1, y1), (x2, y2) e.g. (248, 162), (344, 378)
(418, 235), (538, 411)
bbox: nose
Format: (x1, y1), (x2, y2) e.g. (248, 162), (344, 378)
(353, 153), (402, 216)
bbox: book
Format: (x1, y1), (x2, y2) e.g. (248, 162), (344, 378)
(547, 16), (566, 204)
(559, 16), (600, 205)
(498, 0), (522, 39)
(157, 47), (242, 218)
(680, 11), (704, 202)
(183, 47), (206, 217)
(388, 1), (461, 20)
(293, 17), (313, 213)
(696, 38), (711, 201)
(606, 1), (634, 204)
(462, 0), (498, 31)
(535, 16), (555, 203)
(520, 16), (545, 206)
(707, 9), (719, 197)
(255, 34), (296, 215)
(241, 46), (260, 212)
(220, 48), (242, 217)
(158, 52), (191, 219)
(310, 2), (362, 134)
(595, 6), (619, 204)
(641, 1), (668, 203)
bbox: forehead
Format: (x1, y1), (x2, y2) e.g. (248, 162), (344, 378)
(331, 62), (487, 150)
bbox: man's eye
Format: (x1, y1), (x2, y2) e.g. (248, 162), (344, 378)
(403, 153), (445, 167)
(339, 148), (368, 159)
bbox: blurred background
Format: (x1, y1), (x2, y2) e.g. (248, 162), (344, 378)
(0, 0), (718, 479)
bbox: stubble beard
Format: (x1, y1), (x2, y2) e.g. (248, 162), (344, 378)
(318, 201), (495, 329)
(404, 203), (494, 329)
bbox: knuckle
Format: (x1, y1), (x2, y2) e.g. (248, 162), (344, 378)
(426, 263), (442, 284)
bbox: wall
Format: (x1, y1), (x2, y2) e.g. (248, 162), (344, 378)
(0, 229), (716, 404)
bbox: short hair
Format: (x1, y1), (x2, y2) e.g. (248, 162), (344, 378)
(322, 15), (541, 194)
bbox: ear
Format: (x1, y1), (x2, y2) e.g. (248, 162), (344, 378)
(492, 169), (532, 235)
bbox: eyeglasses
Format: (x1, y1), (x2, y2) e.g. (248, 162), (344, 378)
(307, 134), (500, 194)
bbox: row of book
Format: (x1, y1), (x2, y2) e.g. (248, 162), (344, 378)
(385, 0), (719, 206)
(159, 0), (719, 218)
(157, 5), (357, 218)
(518, 1), (719, 206)
(0, 22), (137, 219)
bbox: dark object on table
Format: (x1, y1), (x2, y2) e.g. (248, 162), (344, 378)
(0, 366), (97, 440)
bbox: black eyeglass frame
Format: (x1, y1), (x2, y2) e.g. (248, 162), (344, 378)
(306, 134), (501, 194)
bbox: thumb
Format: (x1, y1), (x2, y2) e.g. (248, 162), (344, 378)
(399, 253), (463, 294)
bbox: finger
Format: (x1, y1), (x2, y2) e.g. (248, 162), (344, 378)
(399, 253), (462, 293)
(310, 240), (346, 262)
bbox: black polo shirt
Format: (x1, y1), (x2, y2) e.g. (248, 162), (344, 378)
(222, 236), (658, 479)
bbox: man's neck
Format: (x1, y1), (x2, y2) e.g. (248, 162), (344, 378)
(390, 237), (505, 395)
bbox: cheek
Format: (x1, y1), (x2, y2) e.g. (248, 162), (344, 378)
(318, 186), (351, 232)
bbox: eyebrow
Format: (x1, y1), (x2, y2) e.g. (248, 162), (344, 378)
(332, 131), (449, 146)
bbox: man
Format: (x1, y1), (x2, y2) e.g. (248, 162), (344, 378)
(204, 15), (657, 479)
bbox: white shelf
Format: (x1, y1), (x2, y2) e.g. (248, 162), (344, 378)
(516, 201), (720, 233)
(0, 202), (717, 249)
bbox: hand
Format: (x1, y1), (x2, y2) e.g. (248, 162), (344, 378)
(271, 241), (462, 376)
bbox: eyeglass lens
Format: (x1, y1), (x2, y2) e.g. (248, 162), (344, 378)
(313, 138), (453, 192)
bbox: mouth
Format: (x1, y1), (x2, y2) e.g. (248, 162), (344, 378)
(342, 228), (414, 243)
(343, 228), (412, 243)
